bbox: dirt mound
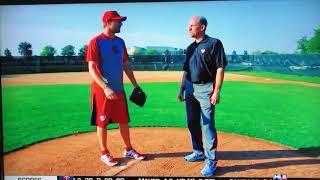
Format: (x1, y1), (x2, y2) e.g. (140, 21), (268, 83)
(4, 128), (320, 177)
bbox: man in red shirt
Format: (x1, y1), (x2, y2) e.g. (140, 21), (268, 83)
(86, 10), (145, 166)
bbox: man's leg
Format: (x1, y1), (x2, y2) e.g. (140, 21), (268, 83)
(184, 80), (205, 161)
(119, 123), (145, 160)
(97, 125), (118, 166)
(119, 123), (132, 149)
(199, 104), (218, 176)
(92, 84), (118, 166)
(186, 93), (204, 154)
(193, 82), (218, 176)
(97, 126), (108, 151)
(199, 104), (217, 162)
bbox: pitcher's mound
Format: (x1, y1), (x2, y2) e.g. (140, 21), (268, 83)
(4, 128), (320, 177)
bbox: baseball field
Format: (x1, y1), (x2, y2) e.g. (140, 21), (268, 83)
(2, 71), (320, 177)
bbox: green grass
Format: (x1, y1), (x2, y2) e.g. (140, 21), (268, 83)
(230, 71), (320, 84)
(2, 82), (320, 153)
(218, 82), (320, 149)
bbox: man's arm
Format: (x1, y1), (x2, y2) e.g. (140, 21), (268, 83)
(210, 68), (224, 105)
(210, 39), (227, 105)
(178, 46), (191, 102)
(177, 71), (187, 102)
(123, 60), (138, 88)
(88, 61), (118, 100)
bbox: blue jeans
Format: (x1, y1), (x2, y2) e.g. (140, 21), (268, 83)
(185, 80), (218, 163)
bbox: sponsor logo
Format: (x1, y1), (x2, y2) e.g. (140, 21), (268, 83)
(63, 177), (72, 180)
(273, 174), (287, 180)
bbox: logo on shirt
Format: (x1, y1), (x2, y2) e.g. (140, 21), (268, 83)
(201, 49), (206, 54)
(100, 116), (106, 121)
(112, 45), (119, 54)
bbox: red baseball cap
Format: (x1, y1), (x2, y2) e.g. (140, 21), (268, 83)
(102, 10), (127, 23)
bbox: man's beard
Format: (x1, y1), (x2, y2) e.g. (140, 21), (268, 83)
(113, 27), (121, 33)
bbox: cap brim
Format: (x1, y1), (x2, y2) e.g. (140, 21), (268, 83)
(112, 16), (127, 21)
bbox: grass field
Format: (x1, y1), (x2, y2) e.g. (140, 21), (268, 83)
(232, 71), (320, 84)
(2, 81), (320, 154)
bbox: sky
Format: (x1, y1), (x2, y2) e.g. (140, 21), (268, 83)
(0, 0), (320, 56)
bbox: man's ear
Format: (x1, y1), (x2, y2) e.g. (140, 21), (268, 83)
(103, 20), (111, 28)
(107, 20), (113, 26)
(200, 25), (206, 32)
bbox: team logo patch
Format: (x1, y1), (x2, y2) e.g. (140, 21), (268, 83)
(112, 46), (119, 54)
(201, 49), (206, 54)
(100, 116), (106, 121)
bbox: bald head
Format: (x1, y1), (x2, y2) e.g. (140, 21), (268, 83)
(188, 16), (207, 39)
(191, 16), (207, 31)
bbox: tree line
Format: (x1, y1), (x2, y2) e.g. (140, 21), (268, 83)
(231, 27), (320, 55)
(3, 43), (87, 58)
(297, 27), (320, 54)
(2, 27), (319, 58)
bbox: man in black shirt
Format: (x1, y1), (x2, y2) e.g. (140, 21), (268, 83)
(177, 16), (227, 177)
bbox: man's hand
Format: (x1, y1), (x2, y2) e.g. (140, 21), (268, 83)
(177, 89), (185, 102)
(103, 87), (119, 100)
(210, 92), (220, 105)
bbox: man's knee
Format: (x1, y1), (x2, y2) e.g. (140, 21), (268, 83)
(119, 123), (129, 128)
(97, 126), (105, 131)
(187, 120), (201, 132)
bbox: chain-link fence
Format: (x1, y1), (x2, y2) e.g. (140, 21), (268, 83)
(1, 54), (320, 76)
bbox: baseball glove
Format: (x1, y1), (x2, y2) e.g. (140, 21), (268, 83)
(129, 86), (146, 107)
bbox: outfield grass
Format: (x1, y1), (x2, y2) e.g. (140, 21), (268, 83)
(230, 71), (320, 84)
(2, 82), (320, 153)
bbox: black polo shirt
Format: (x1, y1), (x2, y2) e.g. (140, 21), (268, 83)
(183, 35), (228, 83)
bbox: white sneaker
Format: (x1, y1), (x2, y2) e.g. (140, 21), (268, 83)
(123, 149), (146, 160)
(101, 154), (118, 166)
